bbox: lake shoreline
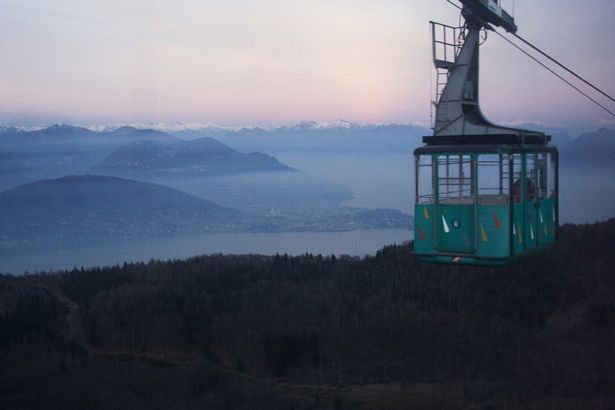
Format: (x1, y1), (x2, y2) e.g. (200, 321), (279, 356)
(0, 228), (412, 275)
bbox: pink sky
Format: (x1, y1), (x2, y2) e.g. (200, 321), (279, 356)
(0, 0), (613, 128)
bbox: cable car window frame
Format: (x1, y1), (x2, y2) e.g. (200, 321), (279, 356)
(477, 154), (510, 206)
(547, 152), (557, 199)
(416, 154), (434, 205)
(436, 154), (474, 204)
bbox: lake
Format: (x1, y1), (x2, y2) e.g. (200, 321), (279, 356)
(1, 229), (411, 275)
(1, 153), (613, 275)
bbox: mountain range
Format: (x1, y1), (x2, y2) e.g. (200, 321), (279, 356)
(164, 122), (614, 159)
(2, 122), (611, 156)
(0, 124), (178, 149)
(95, 137), (292, 176)
(559, 128), (615, 162)
(171, 122), (429, 154)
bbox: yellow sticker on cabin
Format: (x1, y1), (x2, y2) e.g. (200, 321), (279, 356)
(480, 224), (487, 242)
(423, 207), (430, 220)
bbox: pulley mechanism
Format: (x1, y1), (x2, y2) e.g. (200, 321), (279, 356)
(459, 0), (517, 33)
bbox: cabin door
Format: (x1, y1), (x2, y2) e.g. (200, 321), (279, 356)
(435, 155), (476, 254)
(524, 154), (539, 250)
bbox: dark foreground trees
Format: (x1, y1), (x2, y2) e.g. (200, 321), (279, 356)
(1, 220), (614, 409)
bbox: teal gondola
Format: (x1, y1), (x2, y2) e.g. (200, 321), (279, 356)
(414, 0), (558, 265)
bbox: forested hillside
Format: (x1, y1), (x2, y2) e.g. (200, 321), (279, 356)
(0, 175), (240, 252)
(1, 220), (614, 409)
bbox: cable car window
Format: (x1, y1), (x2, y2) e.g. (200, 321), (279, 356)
(437, 155), (473, 204)
(416, 155), (434, 204)
(512, 154), (523, 203)
(478, 154), (510, 205)
(547, 153), (557, 198)
(526, 154), (537, 201)
(535, 153), (548, 200)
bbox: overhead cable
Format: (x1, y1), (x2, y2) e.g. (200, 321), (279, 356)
(512, 33), (615, 104)
(493, 30), (615, 118)
(446, 0), (462, 10)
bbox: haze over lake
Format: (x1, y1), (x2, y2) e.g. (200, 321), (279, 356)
(2, 128), (613, 275)
(0, 123), (615, 274)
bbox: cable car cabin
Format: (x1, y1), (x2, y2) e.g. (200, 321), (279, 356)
(414, 140), (558, 266)
(416, 2), (560, 265)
